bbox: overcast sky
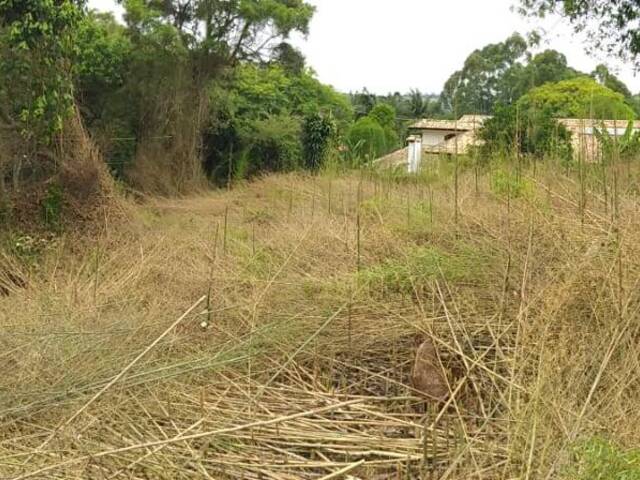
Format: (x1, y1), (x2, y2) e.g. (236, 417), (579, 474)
(88, 0), (640, 95)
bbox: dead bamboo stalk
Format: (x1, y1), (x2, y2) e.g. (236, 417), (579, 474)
(16, 399), (364, 480)
(27, 295), (207, 462)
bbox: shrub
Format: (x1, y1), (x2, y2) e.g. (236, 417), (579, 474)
(301, 113), (335, 171)
(369, 103), (400, 151)
(480, 103), (573, 162)
(347, 116), (388, 161)
(240, 114), (302, 177)
(490, 169), (531, 198)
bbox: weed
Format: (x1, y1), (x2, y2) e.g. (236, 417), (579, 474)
(491, 168), (531, 198)
(567, 438), (640, 480)
(41, 183), (64, 230)
(358, 244), (488, 294)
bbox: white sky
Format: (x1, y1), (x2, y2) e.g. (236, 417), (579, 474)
(88, 0), (640, 95)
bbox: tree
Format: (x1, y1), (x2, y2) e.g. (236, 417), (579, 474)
(202, 63), (352, 181)
(591, 64), (633, 99)
(351, 88), (377, 118)
(369, 103), (399, 151)
(369, 103), (395, 129)
(0, 0), (84, 140)
(519, 1), (640, 67)
(479, 103), (572, 161)
(440, 35), (582, 117)
(515, 50), (577, 95)
(112, 0), (317, 192)
(240, 114), (302, 176)
(271, 42), (305, 75)
(407, 89), (428, 118)
(440, 33), (529, 115)
(347, 117), (388, 160)
(518, 76), (635, 120)
(74, 11), (133, 177)
(118, 0), (315, 63)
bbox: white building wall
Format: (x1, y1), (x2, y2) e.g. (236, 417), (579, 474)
(406, 135), (422, 173)
(421, 130), (450, 146)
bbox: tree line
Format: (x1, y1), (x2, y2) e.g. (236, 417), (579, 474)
(2, 0), (640, 228)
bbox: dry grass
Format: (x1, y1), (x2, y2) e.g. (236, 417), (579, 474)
(1, 158), (639, 479)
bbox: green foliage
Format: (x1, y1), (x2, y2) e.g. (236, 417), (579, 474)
(0, 0), (84, 140)
(441, 33), (529, 115)
(301, 113), (335, 170)
(481, 76), (635, 164)
(594, 120), (640, 161)
(369, 103), (399, 151)
(41, 183), (64, 229)
(519, 1), (640, 69)
(358, 245), (489, 294)
(120, 0), (314, 61)
(230, 64), (352, 129)
(566, 437), (640, 480)
(516, 49), (578, 92)
(369, 103), (396, 131)
(518, 76), (636, 120)
(271, 42), (306, 75)
(204, 64), (352, 181)
(74, 11), (133, 176)
(239, 114), (302, 177)
(347, 116), (388, 161)
(480, 103), (573, 161)
(405, 89), (443, 119)
(592, 64), (632, 99)
(490, 169), (531, 198)
(440, 34), (594, 117)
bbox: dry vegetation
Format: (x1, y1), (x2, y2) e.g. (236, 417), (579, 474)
(1, 158), (639, 479)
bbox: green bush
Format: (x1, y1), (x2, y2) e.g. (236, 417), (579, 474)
(302, 113), (335, 170)
(480, 103), (573, 162)
(240, 114), (302, 178)
(347, 116), (388, 161)
(369, 103), (400, 151)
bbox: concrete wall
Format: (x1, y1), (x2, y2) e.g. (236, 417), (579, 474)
(421, 130), (450, 146)
(559, 119), (640, 162)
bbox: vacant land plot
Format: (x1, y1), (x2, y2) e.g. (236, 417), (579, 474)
(1, 161), (639, 479)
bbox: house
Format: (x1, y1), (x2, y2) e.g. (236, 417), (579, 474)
(378, 115), (639, 173)
(402, 115), (490, 173)
(409, 115), (491, 155)
(558, 118), (640, 162)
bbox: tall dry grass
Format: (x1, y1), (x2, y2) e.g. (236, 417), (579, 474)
(0, 157), (639, 479)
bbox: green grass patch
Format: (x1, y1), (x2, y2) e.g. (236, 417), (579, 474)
(358, 243), (489, 293)
(567, 437), (640, 480)
(491, 169), (532, 199)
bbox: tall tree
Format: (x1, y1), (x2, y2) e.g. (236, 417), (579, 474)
(591, 64), (633, 99)
(519, 0), (640, 67)
(113, 0), (315, 193)
(518, 76), (635, 120)
(119, 0), (315, 63)
(0, 0), (84, 140)
(440, 33), (528, 115)
(407, 89), (428, 118)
